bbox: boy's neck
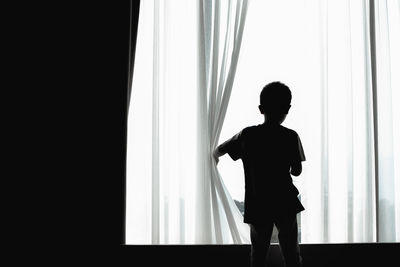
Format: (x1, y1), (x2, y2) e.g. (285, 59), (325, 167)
(263, 117), (281, 126)
(262, 113), (286, 126)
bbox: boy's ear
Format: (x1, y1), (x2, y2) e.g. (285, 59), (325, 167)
(259, 105), (264, 114)
(285, 105), (291, 114)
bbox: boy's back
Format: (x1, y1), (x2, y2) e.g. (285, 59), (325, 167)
(218, 123), (305, 223)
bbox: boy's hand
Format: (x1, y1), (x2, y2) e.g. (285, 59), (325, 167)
(213, 149), (220, 165)
(290, 161), (302, 176)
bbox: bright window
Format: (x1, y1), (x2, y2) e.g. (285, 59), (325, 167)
(126, 0), (400, 244)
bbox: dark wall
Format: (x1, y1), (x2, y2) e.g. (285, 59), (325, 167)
(28, 0), (134, 252)
(66, 1), (134, 247)
(16, 1), (135, 263)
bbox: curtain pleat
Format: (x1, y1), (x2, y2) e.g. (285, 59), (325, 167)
(196, 0), (249, 244)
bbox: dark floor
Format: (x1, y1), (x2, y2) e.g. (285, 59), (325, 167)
(122, 243), (399, 267)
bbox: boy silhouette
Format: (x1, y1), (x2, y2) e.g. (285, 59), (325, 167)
(213, 82), (305, 267)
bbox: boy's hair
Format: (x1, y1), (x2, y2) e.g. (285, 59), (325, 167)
(260, 81), (292, 113)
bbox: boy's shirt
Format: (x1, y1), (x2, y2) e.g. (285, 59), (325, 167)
(218, 124), (305, 223)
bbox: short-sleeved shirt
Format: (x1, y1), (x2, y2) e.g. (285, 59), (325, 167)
(218, 124), (306, 223)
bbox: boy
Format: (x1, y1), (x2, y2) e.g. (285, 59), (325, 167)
(213, 82), (305, 267)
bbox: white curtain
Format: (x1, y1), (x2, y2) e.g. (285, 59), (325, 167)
(126, 0), (249, 244)
(302, 0), (379, 243)
(196, 0), (249, 244)
(301, 0), (400, 243)
(219, 0), (400, 243)
(373, 0), (400, 242)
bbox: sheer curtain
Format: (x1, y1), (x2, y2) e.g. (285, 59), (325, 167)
(373, 0), (400, 242)
(219, 0), (400, 243)
(125, 0), (249, 244)
(300, 0), (400, 243)
(196, 0), (249, 244)
(301, 0), (379, 243)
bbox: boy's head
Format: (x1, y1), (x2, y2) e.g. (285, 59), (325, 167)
(259, 81), (292, 124)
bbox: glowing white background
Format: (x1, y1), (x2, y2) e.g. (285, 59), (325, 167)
(126, 0), (400, 243)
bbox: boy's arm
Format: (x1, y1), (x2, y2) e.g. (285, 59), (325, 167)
(290, 132), (305, 176)
(213, 130), (244, 164)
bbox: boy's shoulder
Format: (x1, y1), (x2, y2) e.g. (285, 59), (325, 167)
(240, 125), (260, 136)
(242, 124), (299, 135)
(243, 125), (259, 132)
(241, 125), (300, 143)
(278, 125), (299, 137)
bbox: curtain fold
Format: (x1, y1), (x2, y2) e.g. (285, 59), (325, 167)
(372, 0), (400, 242)
(126, 0), (249, 244)
(196, 0), (249, 244)
(127, 0), (141, 108)
(124, 0), (140, 245)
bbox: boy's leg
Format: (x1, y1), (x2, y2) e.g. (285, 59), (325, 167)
(250, 222), (274, 267)
(275, 214), (302, 267)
